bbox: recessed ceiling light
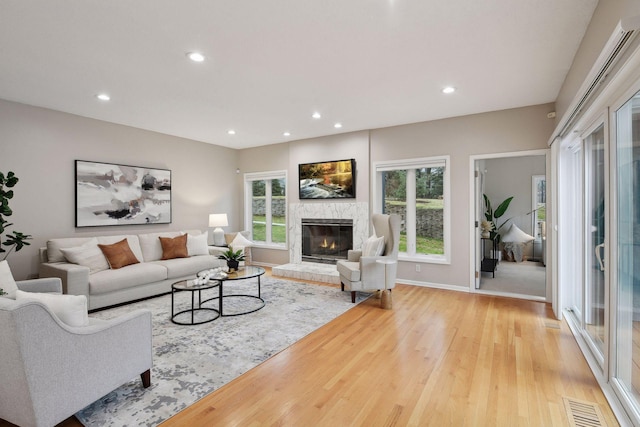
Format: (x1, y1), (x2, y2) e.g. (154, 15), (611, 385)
(442, 86), (456, 94)
(312, 112), (321, 119)
(96, 93), (110, 101)
(283, 132), (291, 137)
(334, 123), (342, 129)
(227, 130), (236, 135)
(187, 52), (205, 62)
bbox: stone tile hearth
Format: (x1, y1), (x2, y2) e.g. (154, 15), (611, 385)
(272, 262), (340, 285)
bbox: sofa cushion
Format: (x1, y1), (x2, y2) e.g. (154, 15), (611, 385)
(139, 232), (182, 262)
(154, 255), (221, 279)
(59, 238), (109, 274)
(99, 239), (140, 270)
(160, 234), (188, 260)
(185, 231), (209, 256)
(336, 260), (361, 282)
(89, 263), (168, 295)
(0, 260), (18, 299)
(95, 235), (144, 262)
(16, 290), (89, 327)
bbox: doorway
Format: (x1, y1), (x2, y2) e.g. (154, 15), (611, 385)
(470, 150), (550, 300)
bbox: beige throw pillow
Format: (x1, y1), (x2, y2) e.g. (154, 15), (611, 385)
(60, 238), (109, 274)
(186, 231), (209, 256)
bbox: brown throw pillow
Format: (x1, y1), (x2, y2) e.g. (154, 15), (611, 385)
(159, 234), (188, 260)
(98, 238), (140, 269)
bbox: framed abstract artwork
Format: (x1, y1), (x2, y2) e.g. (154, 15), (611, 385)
(75, 160), (172, 227)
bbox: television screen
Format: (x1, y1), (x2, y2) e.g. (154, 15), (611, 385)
(299, 159), (356, 199)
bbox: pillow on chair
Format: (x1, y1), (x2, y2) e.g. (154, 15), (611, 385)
(362, 234), (385, 257)
(0, 260), (18, 299)
(16, 290), (89, 327)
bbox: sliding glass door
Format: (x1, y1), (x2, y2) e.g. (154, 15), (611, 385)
(584, 123), (607, 361)
(613, 91), (640, 414)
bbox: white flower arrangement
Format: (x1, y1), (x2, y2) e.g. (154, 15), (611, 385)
(194, 267), (228, 285)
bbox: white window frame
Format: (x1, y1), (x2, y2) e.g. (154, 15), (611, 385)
(244, 170), (287, 249)
(373, 155), (451, 264)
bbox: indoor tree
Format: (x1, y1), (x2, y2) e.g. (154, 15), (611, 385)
(1, 171), (32, 260)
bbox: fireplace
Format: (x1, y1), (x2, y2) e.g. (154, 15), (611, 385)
(301, 218), (353, 264)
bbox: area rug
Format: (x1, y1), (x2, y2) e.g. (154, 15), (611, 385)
(75, 277), (360, 426)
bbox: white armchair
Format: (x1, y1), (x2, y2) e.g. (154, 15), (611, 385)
(337, 214), (401, 303)
(0, 278), (153, 427)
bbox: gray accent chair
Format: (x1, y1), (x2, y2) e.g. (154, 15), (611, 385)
(0, 277), (153, 427)
(337, 214), (401, 302)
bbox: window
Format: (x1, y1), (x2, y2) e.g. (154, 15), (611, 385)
(532, 175), (546, 241)
(374, 156), (450, 263)
(244, 171), (287, 247)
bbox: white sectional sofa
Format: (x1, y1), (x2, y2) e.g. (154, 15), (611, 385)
(39, 230), (223, 310)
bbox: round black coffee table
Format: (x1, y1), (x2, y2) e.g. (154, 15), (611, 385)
(171, 279), (220, 325)
(198, 266), (266, 317)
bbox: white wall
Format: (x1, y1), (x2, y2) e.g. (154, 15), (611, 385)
(0, 99), (238, 280)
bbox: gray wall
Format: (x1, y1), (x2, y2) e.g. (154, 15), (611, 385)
(238, 103), (555, 289)
(369, 104), (554, 288)
(0, 99), (238, 280)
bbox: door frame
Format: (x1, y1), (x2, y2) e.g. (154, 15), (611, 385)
(469, 149), (551, 301)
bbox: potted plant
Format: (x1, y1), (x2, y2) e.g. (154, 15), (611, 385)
(483, 194), (514, 244)
(0, 171), (32, 296)
(217, 248), (245, 272)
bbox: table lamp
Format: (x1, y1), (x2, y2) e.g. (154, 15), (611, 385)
(209, 213), (228, 246)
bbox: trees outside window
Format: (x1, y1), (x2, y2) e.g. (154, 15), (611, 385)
(244, 171), (287, 246)
(375, 156), (450, 263)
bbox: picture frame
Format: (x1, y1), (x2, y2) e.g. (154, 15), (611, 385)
(298, 158), (356, 199)
(75, 160), (172, 227)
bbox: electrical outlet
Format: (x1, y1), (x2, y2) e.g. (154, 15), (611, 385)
(415, 264), (421, 272)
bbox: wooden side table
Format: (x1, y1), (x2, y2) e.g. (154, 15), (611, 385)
(376, 259), (396, 309)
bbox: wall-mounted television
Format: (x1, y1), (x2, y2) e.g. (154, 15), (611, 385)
(299, 158), (356, 199)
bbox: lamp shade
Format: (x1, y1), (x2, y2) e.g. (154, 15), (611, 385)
(209, 214), (228, 228)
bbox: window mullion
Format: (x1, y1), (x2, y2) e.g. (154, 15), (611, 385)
(265, 180), (272, 244)
(406, 169), (417, 256)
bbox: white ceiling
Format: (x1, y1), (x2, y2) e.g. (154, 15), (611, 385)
(0, 0), (598, 149)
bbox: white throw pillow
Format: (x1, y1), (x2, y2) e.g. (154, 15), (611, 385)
(0, 260), (18, 299)
(186, 231), (209, 256)
(231, 232), (253, 252)
(501, 224), (535, 244)
(59, 237), (109, 274)
(362, 234), (385, 257)
(16, 290), (89, 327)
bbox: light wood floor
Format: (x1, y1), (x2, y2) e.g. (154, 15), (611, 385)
(1, 270), (620, 427)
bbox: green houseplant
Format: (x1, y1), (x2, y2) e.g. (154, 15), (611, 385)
(0, 171), (32, 296)
(483, 194), (514, 244)
(217, 248), (245, 272)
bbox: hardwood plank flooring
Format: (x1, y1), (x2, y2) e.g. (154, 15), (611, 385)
(0, 270), (619, 426)
(161, 277), (618, 427)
